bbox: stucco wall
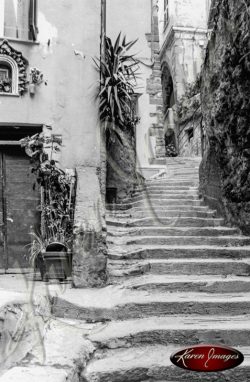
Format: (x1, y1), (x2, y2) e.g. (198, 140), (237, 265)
(0, 0), (101, 169)
(106, 0), (158, 168)
(158, 0), (209, 47)
(0, 0), (108, 287)
(158, 0), (209, 100)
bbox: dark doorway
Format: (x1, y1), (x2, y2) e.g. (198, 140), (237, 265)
(165, 129), (177, 157)
(0, 125), (42, 271)
(161, 63), (175, 113)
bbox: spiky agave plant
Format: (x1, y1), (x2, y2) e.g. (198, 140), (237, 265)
(94, 33), (140, 138)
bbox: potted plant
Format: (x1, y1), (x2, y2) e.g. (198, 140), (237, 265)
(29, 67), (44, 95)
(94, 33), (140, 139)
(21, 132), (76, 281)
(0, 78), (12, 93)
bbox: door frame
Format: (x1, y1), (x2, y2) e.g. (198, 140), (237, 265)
(0, 123), (43, 272)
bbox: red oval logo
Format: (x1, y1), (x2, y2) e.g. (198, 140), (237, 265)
(170, 344), (244, 372)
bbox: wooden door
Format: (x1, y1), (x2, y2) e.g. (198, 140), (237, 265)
(0, 146), (40, 271)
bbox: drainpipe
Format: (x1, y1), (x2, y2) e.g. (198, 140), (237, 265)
(100, 0), (107, 204)
(101, 0), (106, 60)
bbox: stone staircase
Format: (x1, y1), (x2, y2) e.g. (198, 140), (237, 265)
(53, 157), (250, 381)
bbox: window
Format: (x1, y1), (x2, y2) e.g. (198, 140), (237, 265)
(187, 128), (194, 142)
(0, 40), (28, 95)
(164, 0), (169, 29)
(0, 62), (12, 93)
(0, 0), (38, 41)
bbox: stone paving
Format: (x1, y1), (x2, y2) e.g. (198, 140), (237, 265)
(1, 157), (250, 381)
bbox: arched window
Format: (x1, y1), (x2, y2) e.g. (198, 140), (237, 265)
(0, 40), (28, 95)
(0, 56), (19, 95)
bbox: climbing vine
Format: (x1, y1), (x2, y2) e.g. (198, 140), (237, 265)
(201, 0), (250, 232)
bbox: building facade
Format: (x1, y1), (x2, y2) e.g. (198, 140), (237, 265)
(157, 0), (210, 158)
(0, 0), (103, 275)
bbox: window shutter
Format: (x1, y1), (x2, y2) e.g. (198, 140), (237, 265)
(164, 0), (169, 29)
(29, 0), (38, 41)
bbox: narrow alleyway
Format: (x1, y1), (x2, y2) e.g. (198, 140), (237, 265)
(81, 157), (250, 381)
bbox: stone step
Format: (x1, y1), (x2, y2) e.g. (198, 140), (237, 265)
(145, 181), (199, 186)
(109, 235), (250, 246)
(136, 186), (199, 191)
(108, 245), (250, 260)
(106, 204), (209, 212)
(107, 211), (218, 220)
(126, 193), (200, 203)
(167, 172), (199, 176)
(131, 205), (210, 212)
(108, 258), (250, 277)
(147, 177), (199, 182)
(88, 315), (250, 348)
(106, 203), (133, 211)
(82, 344), (250, 382)
(0, 317), (96, 382)
(107, 217), (224, 227)
(52, 288), (250, 321)
(129, 199), (205, 207)
(120, 274), (250, 293)
(133, 190), (199, 196)
(108, 226), (239, 237)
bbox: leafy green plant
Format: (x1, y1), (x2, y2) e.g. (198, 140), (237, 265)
(20, 132), (76, 263)
(94, 33), (140, 135)
(176, 76), (201, 120)
(165, 143), (178, 157)
(30, 67), (44, 85)
(25, 232), (45, 266)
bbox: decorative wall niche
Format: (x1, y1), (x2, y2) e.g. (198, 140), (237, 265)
(0, 40), (28, 95)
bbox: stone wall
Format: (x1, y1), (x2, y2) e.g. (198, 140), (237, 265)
(200, 0), (250, 234)
(72, 167), (107, 288)
(177, 93), (202, 157)
(178, 114), (202, 157)
(146, 0), (165, 160)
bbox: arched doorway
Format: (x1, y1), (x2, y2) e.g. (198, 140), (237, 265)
(161, 62), (175, 113)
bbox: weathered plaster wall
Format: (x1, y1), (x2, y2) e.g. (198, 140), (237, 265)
(0, 0), (101, 169)
(158, 0), (209, 98)
(200, 0), (250, 234)
(106, 0), (162, 168)
(158, 0), (209, 47)
(0, 0), (107, 287)
(157, 0), (209, 158)
(160, 30), (207, 101)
